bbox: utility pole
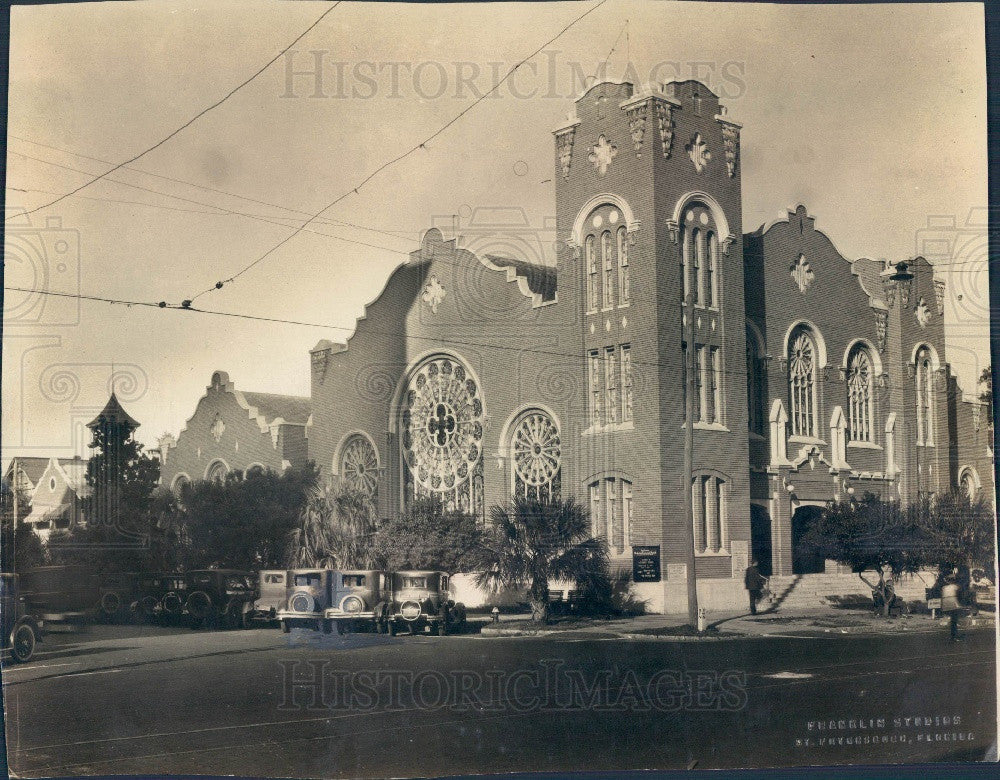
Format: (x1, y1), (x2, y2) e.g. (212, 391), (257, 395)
(682, 293), (700, 627)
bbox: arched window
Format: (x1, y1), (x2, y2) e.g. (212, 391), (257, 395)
(915, 346), (934, 445)
(601, 231), (614, 308)
(746, 326), (766, 435)
(205, 460), (229, 483)
(246, 463), (266, 479)
(340, 434), (379, 498)
(617, 227), (630, 305)
(693, 473), (727, 554)
(706, 230), (717, 308)
(510, 409), (561, 503)
(960, 468), (979, 500)
(691, 228), (702, 306)
(846, 346), (874, 443)
(788, 328), (817, 438)
(588, 477), (632, 554)
(585, 235), (598, 311)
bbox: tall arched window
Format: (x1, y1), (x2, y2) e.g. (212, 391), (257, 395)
(585, 235), (598, 311)
(617, 227), (630, 305)
(788, 328), (817, 438)
(340, 434), (379, 498)
(705, 231), (717, 308)
(601, 231), (614, 309)
(915, 346), (934, 445)
(846, 346), (874, 443)
(205, 460), (229, 483)
(691, 228), (702, 306)
(693, 473), (728, 554)
(588, 477), (632, 554)
(511, 409), (561, 503)
(681, 228), (691, 303)
(960, 468), (979, 500)
(746, 326), (765, 435)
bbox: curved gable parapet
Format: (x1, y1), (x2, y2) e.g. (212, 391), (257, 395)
(759, 204), (886, 309)
(479, 253), (557, 307)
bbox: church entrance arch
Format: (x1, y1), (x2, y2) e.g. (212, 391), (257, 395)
(791, 505), (825, 574)
(750, 504), (772, 577)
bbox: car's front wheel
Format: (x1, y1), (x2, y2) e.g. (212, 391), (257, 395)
(11, 623), (36, 663)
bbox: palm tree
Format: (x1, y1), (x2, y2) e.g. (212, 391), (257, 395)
(475, 497), (608, 623)
(285, 486), (378, 569)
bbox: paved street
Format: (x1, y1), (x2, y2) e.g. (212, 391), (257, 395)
(2, 621), (995, 777)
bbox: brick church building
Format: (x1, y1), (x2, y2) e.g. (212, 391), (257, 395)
(159, 79), (993, 612)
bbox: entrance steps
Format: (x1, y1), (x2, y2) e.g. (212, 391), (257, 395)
(766, 571), (935, 610)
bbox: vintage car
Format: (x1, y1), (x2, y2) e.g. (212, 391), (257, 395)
(277, 569), (336, 633)
(384, 571), (466, 636)
(19, 565), (100, 627)
(323, 570), (390, 634)
(158, 573), (190, 623)
(971, 569), (996, 610)
(247, 570), (288, 625)
(1, 573), (43, 663)
(97, 572), (140, 623)
(184, 570), (258, 629)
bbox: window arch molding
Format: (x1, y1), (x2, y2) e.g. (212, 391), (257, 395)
(959, 466), (981, 499)
(170, 472), (192, 493)
(746, 320), (767, 436)
(204, 458), (231, 482)
(782, 319), (828, 368)
(331, 430), (381, 477)
(841, 338), (883, 376)
(500, 405), (562, 502)
(670, 191), (734, 250)
(570, 193), (639, 249)
(909, 342), (941, 372)
(245, 462), (267, 478)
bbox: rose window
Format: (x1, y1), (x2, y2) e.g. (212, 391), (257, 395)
(341, 435), (379, 497)
(401, 356), (485, 514)
(512, 410), (561, 502)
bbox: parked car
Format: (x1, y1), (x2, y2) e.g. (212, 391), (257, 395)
(97, 572), (140, 623)
(324, 570), (390, 634)
(277, 569), (335, 633)
(133, 572), (188, 624)
(1, 573), (43, 663)
(971, 569), (995, 610)
(19, 565), (100, 628)
(247, 570), (288, 625)
(384, 571), (466, 636)
(184, 570), (257, 630)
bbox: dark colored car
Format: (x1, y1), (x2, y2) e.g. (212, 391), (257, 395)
(384, 571), (466, 636)
(324, 570), (390, 634)
(1, 573), (43, 663)
(19, 565), (100, 625)
(97, 572), (140, 623)
(134, 573), (188, 624)
(277, 569), (335, 633)
(184, 570), (258, 630)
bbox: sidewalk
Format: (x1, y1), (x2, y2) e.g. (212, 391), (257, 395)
(478, 607), (996, 640)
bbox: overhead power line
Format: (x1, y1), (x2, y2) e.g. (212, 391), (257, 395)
(185, 0), (610, 303)
(7, 2), (342, 221)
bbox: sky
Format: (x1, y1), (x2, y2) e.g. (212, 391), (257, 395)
(3, 0), (989, 459)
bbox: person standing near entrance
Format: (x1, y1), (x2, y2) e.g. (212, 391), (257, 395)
(745, 559), (767, 615)
(941, 570), (964, 641)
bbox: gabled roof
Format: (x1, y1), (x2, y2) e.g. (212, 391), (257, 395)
(5, 457), (52, 486)
(86, 393), (140, 430)
(240, 392), (311, 426)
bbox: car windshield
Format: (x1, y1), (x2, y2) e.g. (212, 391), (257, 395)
(225, 576), (249, 590)
(401, 576), (427, 589)
(342, 575), (366, 588)
(294, 574), (321, 587)
(264, 574), (285, 584)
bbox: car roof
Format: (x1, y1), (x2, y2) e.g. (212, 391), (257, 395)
(394, 570), (443, 577)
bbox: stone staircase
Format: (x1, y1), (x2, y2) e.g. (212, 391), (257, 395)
(765, 571), (936, 610)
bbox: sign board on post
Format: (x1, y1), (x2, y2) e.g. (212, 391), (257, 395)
(632, 545), (661, 583)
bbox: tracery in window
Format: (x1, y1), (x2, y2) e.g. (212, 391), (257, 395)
(617, 227), (630, 305)
(846, 347), (874, 443)
(788, 328), (817, 438)
(511, 410), (561, 503)
(340, 434), (379, 497)
(915, 346), (934, 446)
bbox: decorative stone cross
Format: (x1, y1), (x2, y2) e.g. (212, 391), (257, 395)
(686, 133), (711, 173)
(588, 135), (617, 176)
(421, 275), (446, 313)
(428, 403), (456, 445)
(790, 254), (814, 293)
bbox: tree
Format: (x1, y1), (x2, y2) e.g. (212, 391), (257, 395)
(803, 493), (931, 616)
(979, 365), (993, 431)
(475, 497), (608, 623)
(372, 498), (483, 574)
(182, 464), (318, 570)
(285, 486), (379, 570)
(919, 490), (995, 575)
(0, 520), (47, 573)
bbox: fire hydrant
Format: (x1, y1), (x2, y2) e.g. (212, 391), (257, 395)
(697, 607), (707, 633)
(491, 606), (501, 623)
